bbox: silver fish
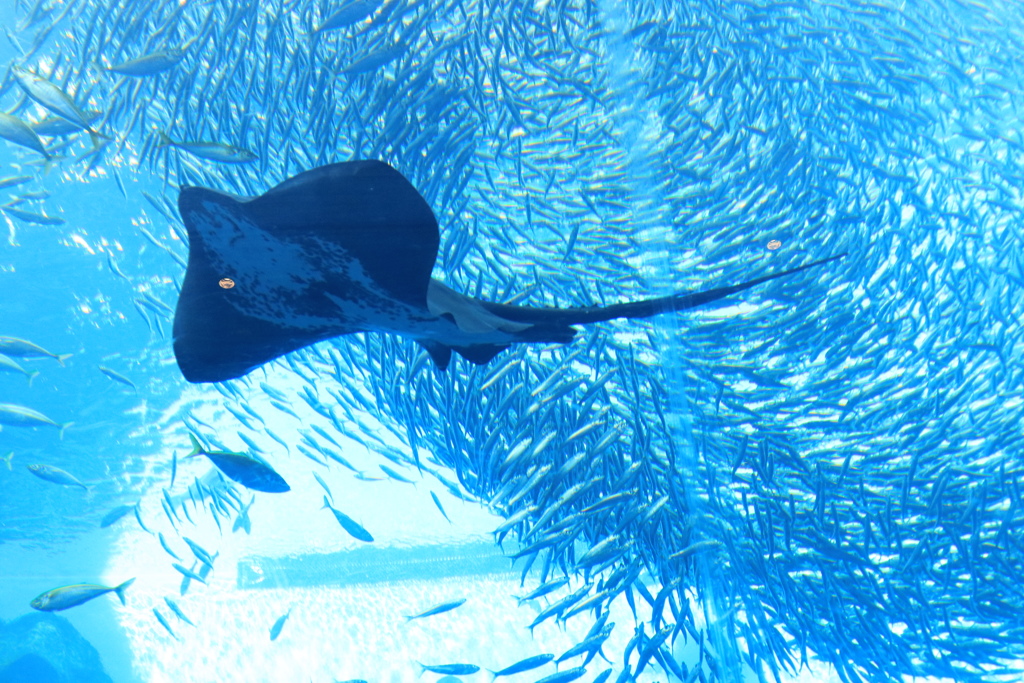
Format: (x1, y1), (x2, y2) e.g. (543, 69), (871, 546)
(270, 607), (293, 641)
(99, 503), (134, 528)
(31, 579), (134, 611)
(164, 597), (195, 626)
(31, 110), (102, 137)
(311, 0), (381, 34)
(27, 463), (88, 490)
(157, 132), (256, 164)
(0, 336), (71, 364)
(1, 405), (70, 438)
(1, 205), (64, 225)
(98, 365), (137, 391)
(106, 49), (185, 77)
(10, 66), (104, 144)
(153, 607), (178, 639)
(322, 496), (374, 542)
(404, 598), (466, 621)
(0, 353), (39, 384)
(0, 111), (54, 163)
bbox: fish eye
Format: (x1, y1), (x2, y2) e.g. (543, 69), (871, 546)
(218, 278), (235, 289)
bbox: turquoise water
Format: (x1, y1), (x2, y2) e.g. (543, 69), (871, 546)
(3, 1), (1024, 682)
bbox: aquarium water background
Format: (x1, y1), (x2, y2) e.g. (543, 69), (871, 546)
(2, 0), (1024, 681)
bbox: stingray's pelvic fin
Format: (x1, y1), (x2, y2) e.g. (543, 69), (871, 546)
(415, 341), (511, 370)
(417, 340), (453, 371)
(451, 344), (510, 365)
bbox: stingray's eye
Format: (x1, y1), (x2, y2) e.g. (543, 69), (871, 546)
(767, 239), (782, 250)
(219, 278), (235, 289)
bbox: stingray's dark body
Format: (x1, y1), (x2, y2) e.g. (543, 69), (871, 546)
(173, 160), (842, 383)
(176, 161), (441, 382)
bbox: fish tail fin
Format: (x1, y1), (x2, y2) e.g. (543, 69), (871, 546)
(186, 433), (203, 458)
(488, 670), (499, 683)
(87, 131), (104, 150)
(2, 452), (12, 470)
(41, 154), (64, 175)
(114, 578), (135, 605)
(59, 422), (74, 440)
(27, 370), (39, 387)
(321, 495), (331, 510)
(23, 154), (59, 175)
(56, 353), (73, 366)
(156, 131), (172, 149)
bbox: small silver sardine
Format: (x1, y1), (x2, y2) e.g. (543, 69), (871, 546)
(404, 598), (466, 621)
(100, 503), (135, 528)
(106, 49), (184, 77)
(164, 597), (195, 626)
(0, 175), (33, 190)
(99, 365), (138, 391)
(31, 110), (102, 137)
(312, 0), (382, 33)
(153, 607), (177, 639)
(1, 205), (65, 225)
(157, 133), (256, 164)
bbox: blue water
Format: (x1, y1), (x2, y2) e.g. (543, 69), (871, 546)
(3, 0), (1024, 682)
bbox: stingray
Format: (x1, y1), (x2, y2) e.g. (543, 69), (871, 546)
(172, 160), (844, 383)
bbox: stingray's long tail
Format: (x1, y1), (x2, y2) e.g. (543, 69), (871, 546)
(478, 253), (847, 326)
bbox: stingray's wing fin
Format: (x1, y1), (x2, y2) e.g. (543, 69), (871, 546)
(172, 161), (440, 383)
(451, 344), (510, 365)
(252, 160), (439, 308)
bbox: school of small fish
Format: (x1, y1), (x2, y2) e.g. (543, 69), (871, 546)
(3, 0), (1024, 682)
